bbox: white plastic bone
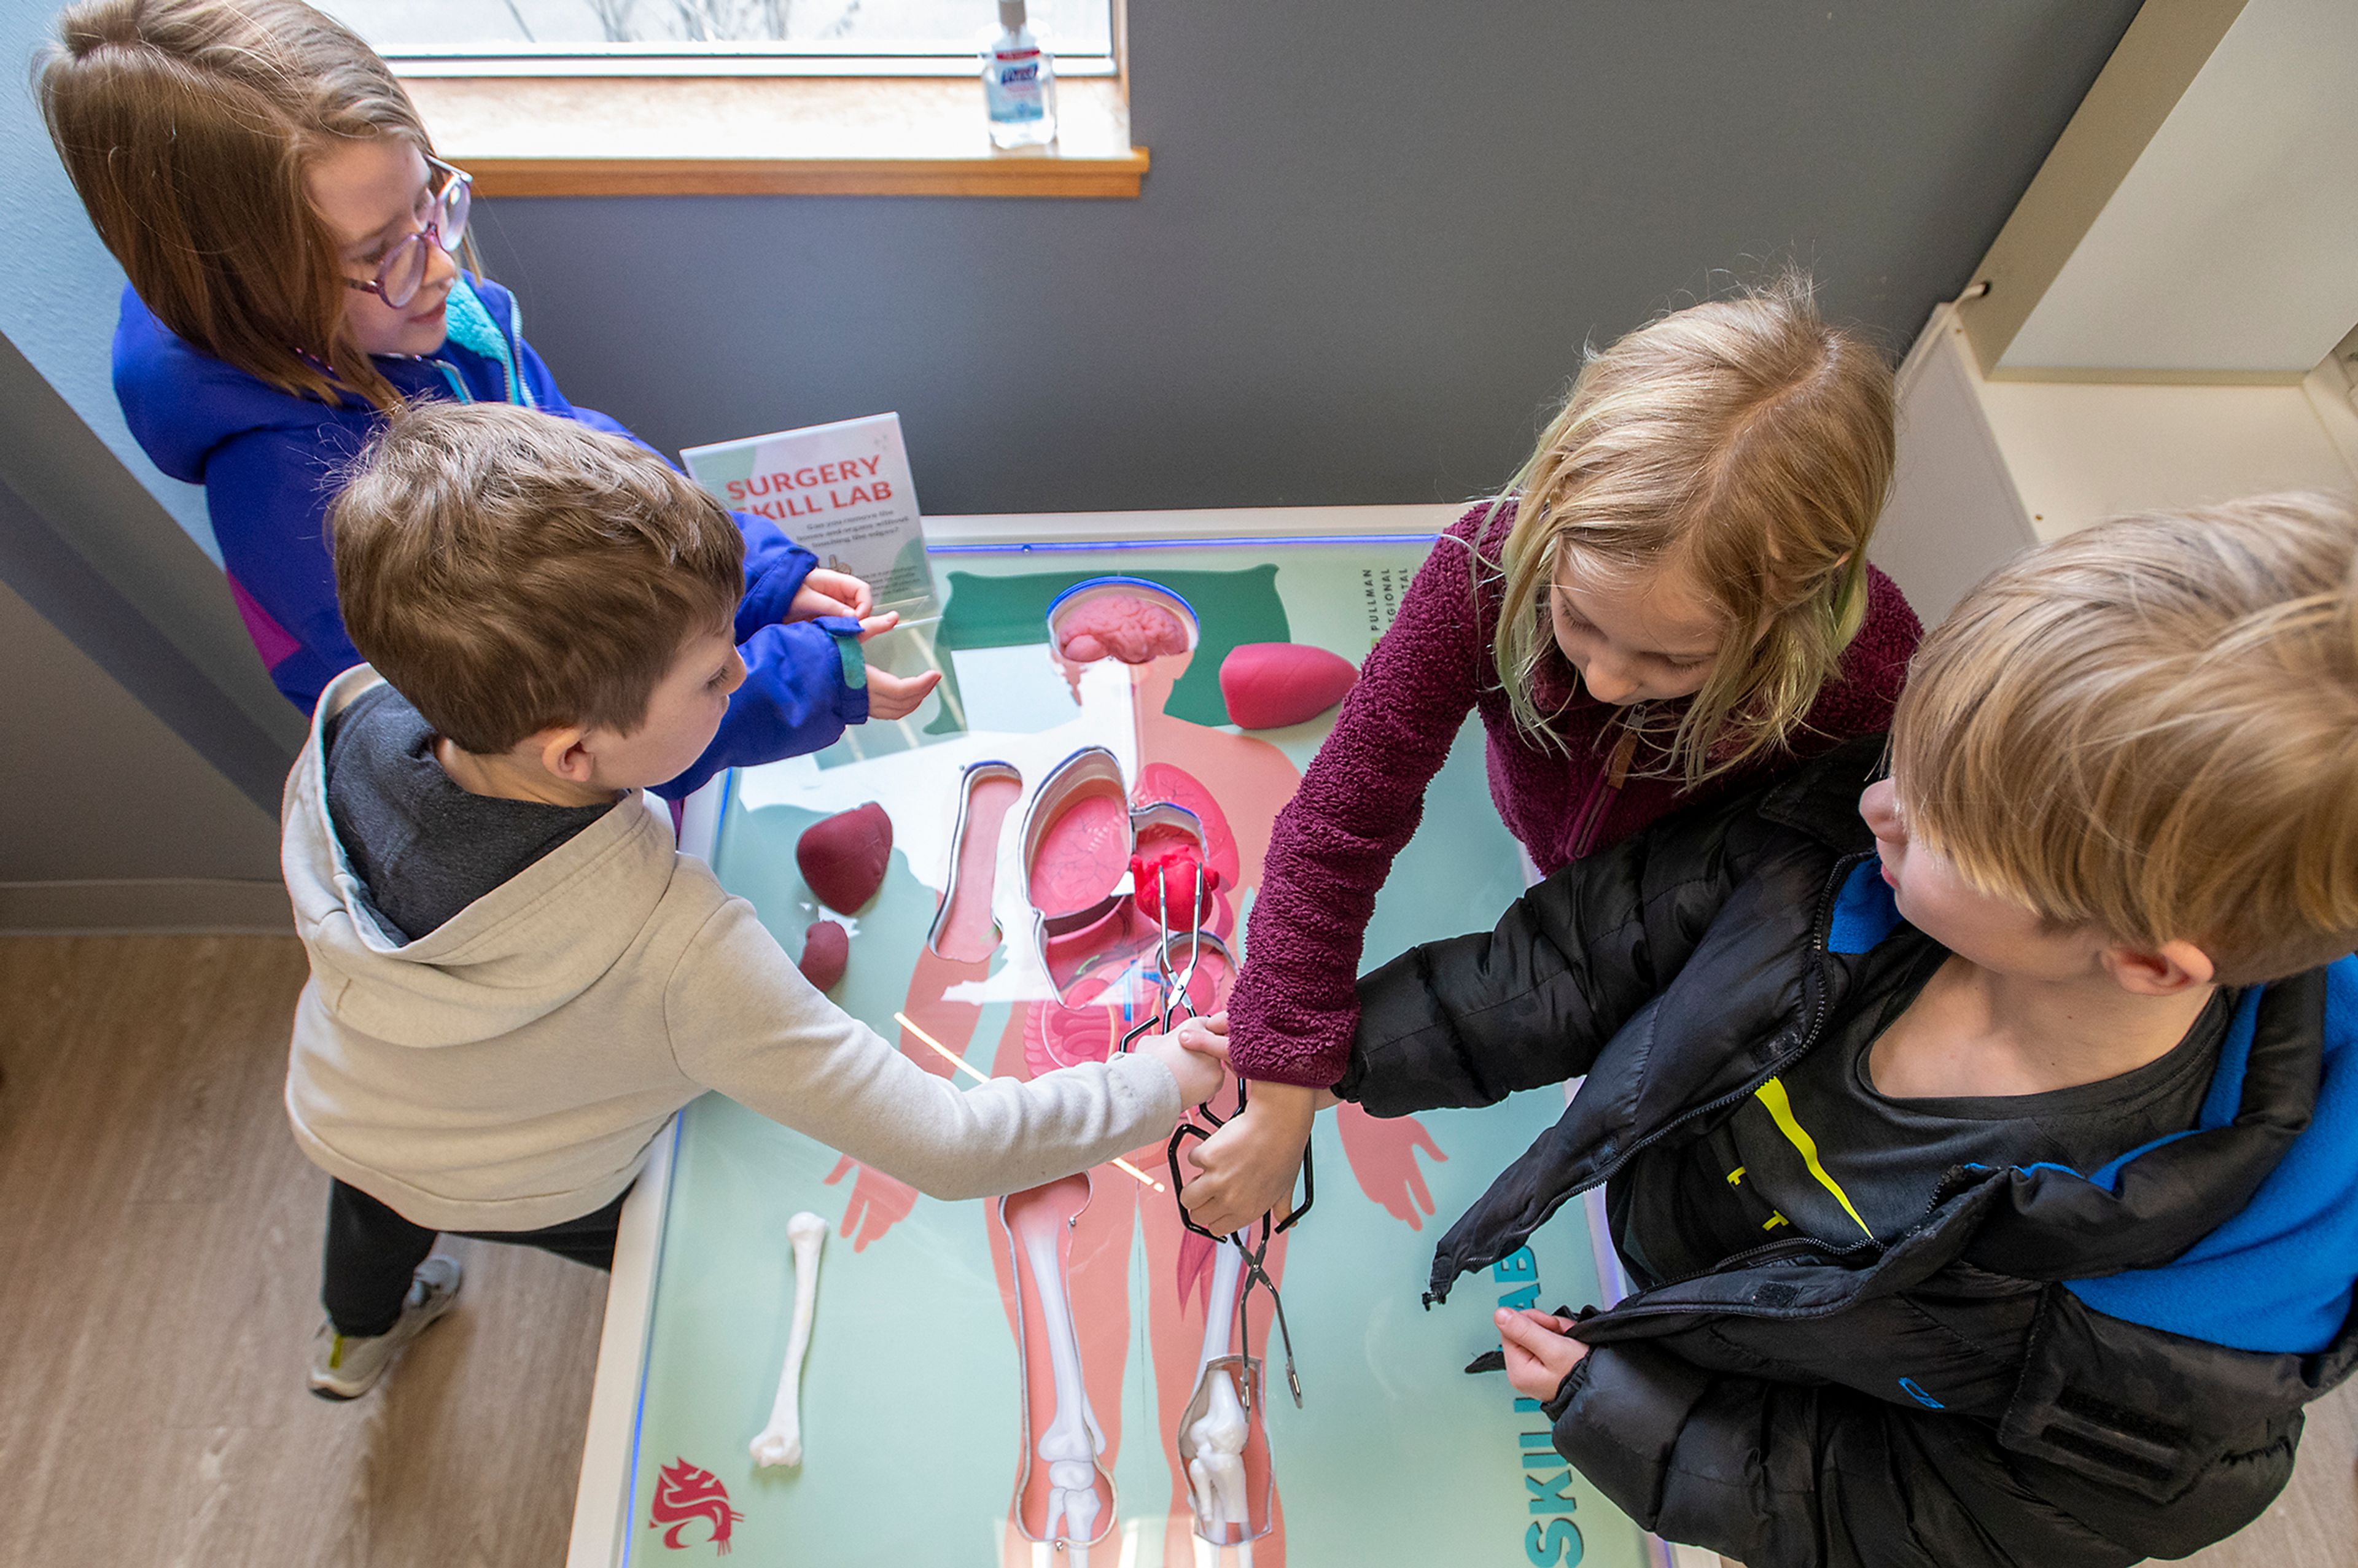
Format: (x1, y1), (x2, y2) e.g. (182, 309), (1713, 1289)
(750, 1211), (828, 1468)
(1193, 1236), (1245, 1390)
(1185, 1372), (1250, 1529)
(1182, 1237), (1253, 1549)
(1008, 1190), (1107, 1564)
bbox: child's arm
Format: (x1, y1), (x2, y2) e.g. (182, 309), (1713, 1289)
(653, 615), (940, 801)
(1177, 510), (1493, 1234)
(652, 618), (865, 800)
(1344, 798), (1756, 1118)
(666, 895), (1204, 1197)
(1223, 507), (1497, 1093)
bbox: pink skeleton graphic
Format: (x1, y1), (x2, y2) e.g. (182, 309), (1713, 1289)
(823, 632), (1448, 1565)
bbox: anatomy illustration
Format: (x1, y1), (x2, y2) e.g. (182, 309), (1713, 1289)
(984, 646), (1306, 1568)
(806, 578), (1459, 1567)
(1002, 1175), (1115, 1563)
(750, 1211), (828, 1469)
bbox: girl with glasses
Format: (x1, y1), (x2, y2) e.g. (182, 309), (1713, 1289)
(39, 0), (937, 796)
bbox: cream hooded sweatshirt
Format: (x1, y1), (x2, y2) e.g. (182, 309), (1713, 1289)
(282, 667), (1183, 1232)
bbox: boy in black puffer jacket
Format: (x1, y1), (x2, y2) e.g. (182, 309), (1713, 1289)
(1327, 496), (2358, 1567)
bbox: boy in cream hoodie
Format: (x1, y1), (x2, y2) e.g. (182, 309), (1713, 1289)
(288, 402), (1221, 1398)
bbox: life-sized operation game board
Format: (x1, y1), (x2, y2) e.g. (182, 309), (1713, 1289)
(609, 530), (1656, 1568)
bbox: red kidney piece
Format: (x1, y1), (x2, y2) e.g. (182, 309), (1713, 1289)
(800, 920), (849, 992)
(796, 802), (893, 914)
(1219, 642), (1360, 729)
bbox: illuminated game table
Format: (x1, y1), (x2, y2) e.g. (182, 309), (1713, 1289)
(567, 507), (1676, 1568)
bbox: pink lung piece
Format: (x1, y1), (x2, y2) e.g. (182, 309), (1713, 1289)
(1057, 595), (1190, 664)
(800, 920), (849, 992)
(1027, 793), (1130, 916)
(1220, 642), (1360, 729)
(796, 802), (893, 914)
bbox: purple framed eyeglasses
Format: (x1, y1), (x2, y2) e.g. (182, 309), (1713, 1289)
(344, 155), (473, 311)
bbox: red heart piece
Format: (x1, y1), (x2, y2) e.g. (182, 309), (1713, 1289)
(1130, 834), (1219, 928)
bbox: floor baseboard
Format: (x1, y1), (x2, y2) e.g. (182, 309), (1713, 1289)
(0, 878), (292, 934)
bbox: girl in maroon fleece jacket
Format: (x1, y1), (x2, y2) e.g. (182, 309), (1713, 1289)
(1183, 274), (1924, 1238)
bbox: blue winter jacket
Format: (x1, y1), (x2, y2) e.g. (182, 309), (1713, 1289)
(112, 275), (866, 799)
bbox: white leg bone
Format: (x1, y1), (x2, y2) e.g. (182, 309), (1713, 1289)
(749, 1211), (828, 1468)
(1194, 1236), (1245, 1372)
(1008, 1190), (1108, 1564)
(1180, 1237), (1255, 1543)
(1185, 1372), (1250, 1531)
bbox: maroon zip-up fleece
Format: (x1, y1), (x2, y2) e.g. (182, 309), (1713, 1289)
(1226, 499), (1923, 1089)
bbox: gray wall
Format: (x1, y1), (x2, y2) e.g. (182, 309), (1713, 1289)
(0, 576), (280, 883)
(0, 572), (286, 931)
(473, 1), (2145, 514)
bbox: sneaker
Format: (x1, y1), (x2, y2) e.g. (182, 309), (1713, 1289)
(307, 1255), (464, 1400)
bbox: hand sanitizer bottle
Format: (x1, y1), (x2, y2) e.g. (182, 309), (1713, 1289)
(982, 0), (1057, 149)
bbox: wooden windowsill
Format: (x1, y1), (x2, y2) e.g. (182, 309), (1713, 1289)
(403, 74), (1146, 198)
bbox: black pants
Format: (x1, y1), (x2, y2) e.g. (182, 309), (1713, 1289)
(321, 1179), (630, 1337)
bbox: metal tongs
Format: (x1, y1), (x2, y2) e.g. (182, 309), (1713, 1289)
(1120, 859), (1312, 1405)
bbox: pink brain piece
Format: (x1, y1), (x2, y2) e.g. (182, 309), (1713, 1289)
(1057, 594), (1189, 665)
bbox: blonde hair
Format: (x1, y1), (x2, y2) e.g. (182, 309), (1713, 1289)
(1490, 272), (1896, 785)
(1893, 494), (2358, 985)
(332, 402), (744, 755)
(40, 0), (458, 410)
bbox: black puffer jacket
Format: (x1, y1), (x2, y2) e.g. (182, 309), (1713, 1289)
(1340, 737), (2358, 1568)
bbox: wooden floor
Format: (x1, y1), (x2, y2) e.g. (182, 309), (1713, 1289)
(0, 935), (2349, 1568)
(0, 936), (607, 1568)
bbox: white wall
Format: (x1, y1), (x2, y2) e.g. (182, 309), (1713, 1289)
(2001, 0), (2358, 377)
(1869, 306), (2037, 625)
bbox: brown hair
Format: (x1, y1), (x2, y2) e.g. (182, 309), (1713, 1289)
(1488, 271), (1896, 785)
(40, 0), (449, 409)
(332, 402), (745, 755)
(1893, 493), (2358, 985)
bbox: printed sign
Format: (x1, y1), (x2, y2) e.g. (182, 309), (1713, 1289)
(682, 412), (934, 613)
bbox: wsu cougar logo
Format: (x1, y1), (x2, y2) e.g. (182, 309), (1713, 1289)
(650, 1457), (742, 1554)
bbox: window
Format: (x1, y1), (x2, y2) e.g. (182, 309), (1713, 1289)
(316, 1), (1116, 74)
(329, 0), (1145, 200)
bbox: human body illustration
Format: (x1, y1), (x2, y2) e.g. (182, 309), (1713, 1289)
(821, 625), (1316, 1564)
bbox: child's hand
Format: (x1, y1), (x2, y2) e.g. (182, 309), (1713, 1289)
(1181, 1077), (1326, 1237)
(1495, 1307), (1589, 1402)
(790, 569), (876, 621)
(865, 666), (942, 720)
(852, 613), (943, 720)
(1137, 1014), (1228, 1108)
